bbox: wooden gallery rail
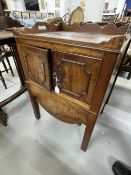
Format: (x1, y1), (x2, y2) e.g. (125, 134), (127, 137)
(13, 22), (131, 151)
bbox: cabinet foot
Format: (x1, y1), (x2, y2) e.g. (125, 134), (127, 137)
(81, 114), (97, 151)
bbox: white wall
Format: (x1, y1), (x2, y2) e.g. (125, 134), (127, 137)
(38, 0), (65, 16)
(41, 0), (81, 17)
(107, 0), (118, 11)
(6, 0), (26, 11)
(45, 0), (66, 17)
(60, 0), (66, 17)
(65, 0), (80, 13)
(85, 0), (105, 22)
(8, 0), (120, 22)
(45, 0), (54, 12)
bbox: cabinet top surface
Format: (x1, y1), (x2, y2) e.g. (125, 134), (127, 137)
(28, 31), (116, 43)
(25, 31), (123, 43)
(15, 31), (126, 51)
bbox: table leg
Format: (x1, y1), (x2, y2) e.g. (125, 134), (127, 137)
(10, 45), (25, 86)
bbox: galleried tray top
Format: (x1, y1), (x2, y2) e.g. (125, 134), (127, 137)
(14, 22), (130, 51)
(29, 31), (118, 44)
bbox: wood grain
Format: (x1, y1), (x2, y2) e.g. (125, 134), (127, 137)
(52, 51), (102, 104)
(14, 22), (130, 151)
(28, 81), (89, 125)
(21, 44), (52, 91)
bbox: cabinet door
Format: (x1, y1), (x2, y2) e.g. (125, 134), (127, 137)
(52, 51), (102, 104)
(21, 44), (52, 90)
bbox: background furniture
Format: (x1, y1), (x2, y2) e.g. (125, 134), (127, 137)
(14, 22), (130, 151)
(121, 48), (131, 79)
(102, 13), (117, 22)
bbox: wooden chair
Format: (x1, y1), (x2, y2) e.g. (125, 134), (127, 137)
(68, 6), (84, 25)
(121, 49), (131, 79)
(0, 46), (14, 89)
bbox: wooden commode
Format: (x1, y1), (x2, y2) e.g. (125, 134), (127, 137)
(14, 22), (130, 151)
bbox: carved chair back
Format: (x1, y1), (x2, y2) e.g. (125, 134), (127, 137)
(68, 6), (84, 25)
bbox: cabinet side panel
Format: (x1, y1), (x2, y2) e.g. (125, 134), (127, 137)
(90, 51), (119, 114)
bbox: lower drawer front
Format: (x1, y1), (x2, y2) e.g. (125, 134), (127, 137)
(28, 82), (89, 125)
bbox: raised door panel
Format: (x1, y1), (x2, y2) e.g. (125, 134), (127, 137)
(21, 44), (52, 90)
(52, 51), (102, 104)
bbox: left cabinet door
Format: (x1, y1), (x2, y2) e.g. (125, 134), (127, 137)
(20, 44), (52, 91)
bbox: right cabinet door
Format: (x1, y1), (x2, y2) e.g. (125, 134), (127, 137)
(52, 51), (102, 104)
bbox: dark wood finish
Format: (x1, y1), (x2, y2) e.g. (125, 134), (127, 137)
(0, 86), (26, 108)
(27, 84), (40, 120)
(62, 22), (130, 35)
(81, 113), (97, 151)
(0, 0), (4, 17)
(0, 46), (14, 89)
(0, 16), (23, 30)
(1, 0), (7, 11)
(14, 22), (130, 36)
(0, 69), (7, 89)
(13, 22), (61, 34)
(14, 23), (130, 151)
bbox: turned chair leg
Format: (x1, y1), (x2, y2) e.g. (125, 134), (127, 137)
(6, 57), (14, 76)
(127, 71), (131, 80)
(2, 60), (8, 73)
(0, 70), (7, 89)
(81, 114), (97, 151)
(28, 92), (41, 119)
